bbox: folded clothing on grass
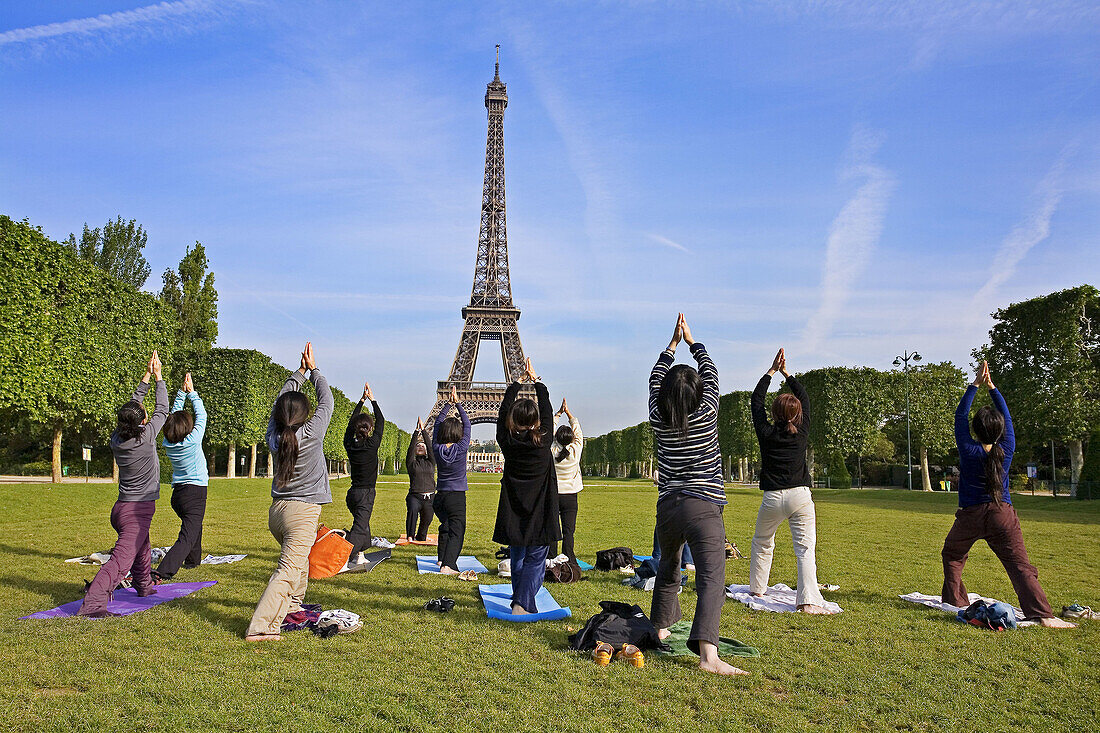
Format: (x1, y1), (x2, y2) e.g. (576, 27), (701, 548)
(568, 601), (665, 651)
(725, 583), (843, 614)
(899, 592), (1036, 627)
(654, 620), (759, 658)
(20, 581), (217, 619)
(416, 555), (487, 574)
(65, 550), (246, 566)
(478, 584), (571, 622)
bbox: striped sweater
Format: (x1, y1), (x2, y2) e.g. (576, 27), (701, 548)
(648, 342), (726, 505)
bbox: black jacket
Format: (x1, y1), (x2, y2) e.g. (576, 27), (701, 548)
(751, 374), (812, 491)
(406, 428), (436, 494)
(344, 399), (384, 492)
(492, 381), (562, 546)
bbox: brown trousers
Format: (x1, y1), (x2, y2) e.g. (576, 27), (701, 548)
(941, 501), (1052, 620)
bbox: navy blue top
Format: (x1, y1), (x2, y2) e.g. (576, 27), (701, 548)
(955, 385), (1015, 508)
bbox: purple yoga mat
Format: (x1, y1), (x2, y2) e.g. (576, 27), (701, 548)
(19, 581), (217, 620)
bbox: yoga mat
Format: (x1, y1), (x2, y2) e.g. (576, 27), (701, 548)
(576, 559), (594, 571)
(899, 592), (1036, 627)
(725, 583), (843, 614)
(340, 549), (391, 574)
(478, 583), (572, 622)
(395, 534), (438, 546)
(654, 620), (760, 658)
(416, 555), (488, 574)
(633, 554), (652, 563)
(20, 581), (217, 620)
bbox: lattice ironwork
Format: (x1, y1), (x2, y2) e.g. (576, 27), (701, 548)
(427, 48), (530, 427)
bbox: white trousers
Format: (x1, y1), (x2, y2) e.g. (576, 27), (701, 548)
(749, 487), (825, 607)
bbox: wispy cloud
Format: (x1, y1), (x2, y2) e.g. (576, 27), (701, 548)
(972, 143), (1078, 308)
(646, 233), (690, 253)
(0, 0), (246, 49)
(802, 127), (896, 355)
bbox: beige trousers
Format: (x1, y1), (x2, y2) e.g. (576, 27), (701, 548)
(749, 486), (825, 607)
(246, 499), (322, 636)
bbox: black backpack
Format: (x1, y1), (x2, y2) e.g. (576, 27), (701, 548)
(595, 547), (634, 571)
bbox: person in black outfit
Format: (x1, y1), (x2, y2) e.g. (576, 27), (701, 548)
(343, 381), (384, 561)
(493, 358), (562, 614)
(749, 347), (831, 613)
(405, 418), (436, 541)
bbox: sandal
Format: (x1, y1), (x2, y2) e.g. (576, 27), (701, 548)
(457, 570), (478, 582)
(593, 641), (613, 667)
(615, 643), (645, 668)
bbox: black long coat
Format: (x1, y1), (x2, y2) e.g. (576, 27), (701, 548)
(492, 381), (562, 547)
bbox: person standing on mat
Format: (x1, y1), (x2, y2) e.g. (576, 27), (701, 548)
(433, 384), (472, 575)
(79, 351), (169, 617)
(748, 348), (833, 615)
(649, 314), (747, 676)
(941, 361), (1075, 628)
(550, 397), (584, 561)
(153, 371), (209, 582)
(343, 380), (384, 564)
(494, 358), (561, 615)
(246, 342), (333, 642)
(405, 418), (436, 542)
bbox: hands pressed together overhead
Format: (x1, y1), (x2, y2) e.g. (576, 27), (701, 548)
(973, 360), (995, 390)
(556, 397), (571, 419)
(768, 348), (790, 378)
(521, 357), (539, 383)
(363, 381), (374, 402)
(143, 351), (163, 383)
(182, 371), (194, 393)
(667, 313), (695, 351)
(299, 342), (316, 373)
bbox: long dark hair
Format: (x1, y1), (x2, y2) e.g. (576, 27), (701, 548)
(164, 411), (194, 444)
(972, 405), (1006, 502)
(772, 393), (803, 435)
(555, 425), (574, 462)
(438, 417), (464, 445)
(349, 412), (374, 444)
(116, 400), (146, 442)
(658, 364), (703, 437)
(507, 398), (543, 447)
(273, 391), (311, 486)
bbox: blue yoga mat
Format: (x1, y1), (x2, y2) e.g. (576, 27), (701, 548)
(416, 555), (488, 574)
(478, 583), (572, 622)
(633, 554), (652, 563)
(576, 559), (594, 571)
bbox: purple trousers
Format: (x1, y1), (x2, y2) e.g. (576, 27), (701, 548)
(78, 500), (156, 616)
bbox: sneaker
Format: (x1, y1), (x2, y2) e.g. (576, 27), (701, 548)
(317, 609), (362, 634)
(615, 643), (645, 668)
(618, 566), (636, 575)
(371, 537), (396, 549)
(1062, 603), (1098, 620)
(593, 641), (613, 667)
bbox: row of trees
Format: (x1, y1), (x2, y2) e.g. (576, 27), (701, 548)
(583, 285), (1100, 490)
(1, 216), (410, 482)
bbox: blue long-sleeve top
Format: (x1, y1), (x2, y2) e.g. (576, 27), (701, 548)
(163, 390), (209, 487)
(433, 402), (471, 492)
(955, 385), (1015, 507)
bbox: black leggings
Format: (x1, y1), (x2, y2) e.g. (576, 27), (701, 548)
(345, 487), (377, 557)
(155, 484), (207, 579)
(406, 492), (434, 541)
(433, 491), (467, 571)
(551, 493), (579, 559)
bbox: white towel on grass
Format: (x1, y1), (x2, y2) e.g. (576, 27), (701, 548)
(725, 583), (843, 614)
(65, 549), (246, 566)
(899, 592), (1036, 627)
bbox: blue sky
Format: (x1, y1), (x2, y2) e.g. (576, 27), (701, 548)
(2, 1), (1098, 437)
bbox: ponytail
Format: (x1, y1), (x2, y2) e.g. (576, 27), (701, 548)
(555, 425), (575, 463)
(984, 444), (1006, 502)
(971, 405), (1007, 502)
(116, 400), (146, 442)
(272, 391), (311, 487)
(772, 393), (803, 435)
(507, 398), (543, 448)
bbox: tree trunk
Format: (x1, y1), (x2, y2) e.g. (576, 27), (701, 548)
(920, 446), (932, 491)
(207, 451), (216, 477)
(806, 446), (815, 479)
(227, 444), (236, 479)
(1070, 439), (1083, 494)
(112, 458), (119, 484)
(248, 444), (257, 479)
(51, 420), (62, 482)
(267, 452), (274, 479)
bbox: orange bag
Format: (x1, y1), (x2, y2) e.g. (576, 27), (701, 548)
(308, 525), (353, 579)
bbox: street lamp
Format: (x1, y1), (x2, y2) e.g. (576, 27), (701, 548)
(893, 350), (922, 491)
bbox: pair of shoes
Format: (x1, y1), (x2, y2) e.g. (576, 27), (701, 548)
(819, 582), (840, 592)
(424, 597), (456, 613)
(1062, 603), (1098, 620)
(456, 570), (478, 582)
(371, 537), (396, 549)
(593, 642), (644, 668)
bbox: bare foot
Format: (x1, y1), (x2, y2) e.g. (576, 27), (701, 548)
(510, 603), (531, 615)
(439, 566), (459, 576)
(1039, 617), (1077, 628)
(750, 592), (765, 597)
(699, 658), (749, 676)
(245, 633), (283, 642)
(798, 604), (835, 615)
(657, 627), (671, 640)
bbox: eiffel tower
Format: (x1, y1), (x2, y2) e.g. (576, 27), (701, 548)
(427, 47), (531, 425)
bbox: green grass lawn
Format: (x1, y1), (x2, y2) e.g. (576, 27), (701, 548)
(0, 476), (1098, 732)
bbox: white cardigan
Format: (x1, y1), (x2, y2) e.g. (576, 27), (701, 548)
(552, 417), (584, 495)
